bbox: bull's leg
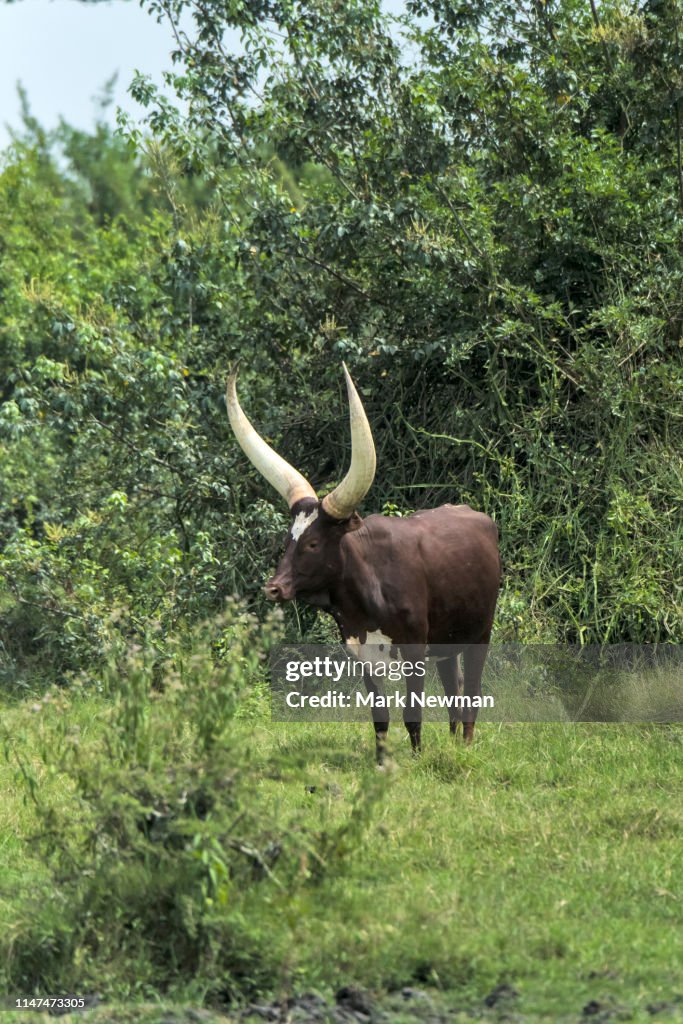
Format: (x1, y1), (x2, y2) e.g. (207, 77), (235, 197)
(462, 641), (490, 744)
(363, 673), (390, 765)
(436, 654), (464, 736)
(402, 644), (426, 754)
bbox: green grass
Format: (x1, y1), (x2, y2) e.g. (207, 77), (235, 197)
(1, 690), (682, 1023)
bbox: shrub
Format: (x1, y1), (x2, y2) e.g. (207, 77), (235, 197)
(1, 604), (382, 1002)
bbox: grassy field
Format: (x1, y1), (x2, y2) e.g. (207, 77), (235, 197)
(1, 684), (682, 1024)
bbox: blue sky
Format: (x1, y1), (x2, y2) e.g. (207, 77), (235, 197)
(1, 1), (205, 149)
(0, 0), (409, 152)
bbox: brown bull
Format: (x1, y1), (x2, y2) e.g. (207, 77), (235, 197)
(226, 366), (500, 761)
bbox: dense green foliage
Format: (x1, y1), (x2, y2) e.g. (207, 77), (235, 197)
(1, 0), (682, 689)
(1, 608), (384, 1003)
(0, 2), (682, 1014)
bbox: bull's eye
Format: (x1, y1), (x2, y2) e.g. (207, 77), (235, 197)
(305, 540), (319, 552)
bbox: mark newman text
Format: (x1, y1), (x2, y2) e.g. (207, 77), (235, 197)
(285, 691), (495, 710)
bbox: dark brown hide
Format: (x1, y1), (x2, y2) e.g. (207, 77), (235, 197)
(266, 500), (500, 758)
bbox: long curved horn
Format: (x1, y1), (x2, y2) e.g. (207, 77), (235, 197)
(226, 371), (317, 509)
(322, 364), (376, 520)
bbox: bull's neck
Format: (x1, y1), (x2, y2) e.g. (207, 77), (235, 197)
(329, 529), (385, 633)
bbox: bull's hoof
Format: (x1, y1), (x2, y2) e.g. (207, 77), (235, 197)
(406, 724), (422, 754)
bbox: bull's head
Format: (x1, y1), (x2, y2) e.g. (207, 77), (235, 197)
(226, 365), (376, 604)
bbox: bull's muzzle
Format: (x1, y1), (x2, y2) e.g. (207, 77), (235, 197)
(264, 577), (294, 602)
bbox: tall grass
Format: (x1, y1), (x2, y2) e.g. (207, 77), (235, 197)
(1, 617), (681, 1018)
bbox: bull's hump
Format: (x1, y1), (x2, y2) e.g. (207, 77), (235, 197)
(291, 507), (319, 542)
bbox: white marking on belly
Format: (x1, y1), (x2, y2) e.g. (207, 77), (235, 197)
(346, 629), (396, 674)
(291, 507), (319, 542)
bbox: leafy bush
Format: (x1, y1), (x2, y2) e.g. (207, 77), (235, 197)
(1, 0), (682, 697)
(1, 605), (382, 1002)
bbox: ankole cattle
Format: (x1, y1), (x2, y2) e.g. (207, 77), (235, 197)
(226, 366), (500, 761)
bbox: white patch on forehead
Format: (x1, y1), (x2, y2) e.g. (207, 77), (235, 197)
(346, 630), (396, 675)
(291, 507), (319, 542)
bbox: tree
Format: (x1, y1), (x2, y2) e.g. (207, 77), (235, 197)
(1, 1), (681, 692)
(128, 0), (683, 642)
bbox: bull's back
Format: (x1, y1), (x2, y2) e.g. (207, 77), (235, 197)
(362, 504), (500, 644)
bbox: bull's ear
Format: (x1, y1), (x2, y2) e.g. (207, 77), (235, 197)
(341, 512), (364, 533)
